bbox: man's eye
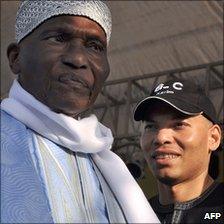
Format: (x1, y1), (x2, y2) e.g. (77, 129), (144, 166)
(47, 34), (65, 43)
(144, 123), (156, 131)
(87, 41), (104, 52)
(174, 122), (186, 129)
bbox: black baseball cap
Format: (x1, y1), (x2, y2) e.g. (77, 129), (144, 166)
(133, 79), (218, 123)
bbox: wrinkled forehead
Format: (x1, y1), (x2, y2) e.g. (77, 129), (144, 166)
(15, 0), (112, 44)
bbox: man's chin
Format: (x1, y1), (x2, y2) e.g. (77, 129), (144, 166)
(156, 174), (179, 186)
(49, 100), (91, 117)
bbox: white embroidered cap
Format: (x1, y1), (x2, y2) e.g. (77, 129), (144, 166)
(15, 0), (112, 44)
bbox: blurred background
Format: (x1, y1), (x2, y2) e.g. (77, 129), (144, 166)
(1, 1), (223, 199)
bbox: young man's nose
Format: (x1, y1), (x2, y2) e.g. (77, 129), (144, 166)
(153, 128), (173, 146)
(61, 44), (88, 69)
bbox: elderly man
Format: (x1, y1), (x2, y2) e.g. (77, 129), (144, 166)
(1, 1), (159, 223)
(134, 78), (223, 223)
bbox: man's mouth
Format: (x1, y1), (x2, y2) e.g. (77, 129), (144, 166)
(152, 154), (180, 159)
(58, 74), (93, 94)
(151, 148), (181, 160)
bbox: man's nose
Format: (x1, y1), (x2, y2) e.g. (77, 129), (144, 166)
(153, 128), (173, 147)
(61, 44), (88, 69)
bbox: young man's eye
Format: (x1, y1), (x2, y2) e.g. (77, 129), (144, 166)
(174, 122), (186, 129)
(144, 123), (156, 131)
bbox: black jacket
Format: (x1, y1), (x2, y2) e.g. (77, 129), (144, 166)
(149, 182), (224, 224)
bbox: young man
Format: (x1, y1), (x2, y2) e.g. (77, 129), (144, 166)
(1, 1), (159, 223)
(134, 78), (223, 223)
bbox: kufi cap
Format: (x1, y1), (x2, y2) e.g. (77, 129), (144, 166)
(134, 79), (218, 124)
(16, 0), (112, 44)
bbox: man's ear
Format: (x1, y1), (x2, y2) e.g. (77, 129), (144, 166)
(209, 124), (222, 152)
(7, 43), (21, 74)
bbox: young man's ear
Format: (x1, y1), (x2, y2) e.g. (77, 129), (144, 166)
(209, 124), (222, 152)
(7, 43), (21, 74)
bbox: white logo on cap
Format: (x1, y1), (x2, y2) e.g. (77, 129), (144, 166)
(154, 83), (163, 92)
(154, 82), (183, 94)
(173, 82), (183, 90)
(155, 83), (167, 92)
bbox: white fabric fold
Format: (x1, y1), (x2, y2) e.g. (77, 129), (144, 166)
(1, 79), (160, 223)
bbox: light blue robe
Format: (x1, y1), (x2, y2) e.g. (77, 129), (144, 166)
(1, 110), (126, 223)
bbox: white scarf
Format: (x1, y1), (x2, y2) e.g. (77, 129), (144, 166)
(1, 80), (160, 224)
